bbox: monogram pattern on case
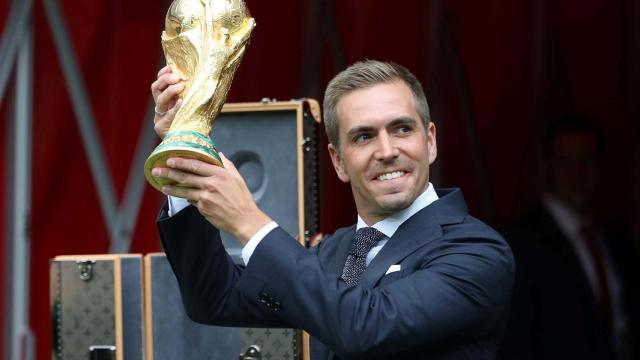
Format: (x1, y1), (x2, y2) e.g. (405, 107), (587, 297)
(240, 328), (300, 360)
(59, 260), (116, 360)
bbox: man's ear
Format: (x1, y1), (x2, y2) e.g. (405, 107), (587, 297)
(328, 143), (350, 183)
(427, 122), (437, 165)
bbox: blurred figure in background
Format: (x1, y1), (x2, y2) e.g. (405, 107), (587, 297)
(499, 115), (640, 359)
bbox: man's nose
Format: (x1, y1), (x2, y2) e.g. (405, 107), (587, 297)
(374, 133), (399, 161)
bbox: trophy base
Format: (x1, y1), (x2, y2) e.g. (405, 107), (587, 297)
(144, 131), (222, 191)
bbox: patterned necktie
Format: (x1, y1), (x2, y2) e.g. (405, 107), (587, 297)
(341, 227), (386, 287)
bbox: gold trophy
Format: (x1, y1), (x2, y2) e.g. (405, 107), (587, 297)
(144, 0), (256, 191)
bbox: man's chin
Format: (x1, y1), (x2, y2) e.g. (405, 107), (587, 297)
(375, 193), (414, 213)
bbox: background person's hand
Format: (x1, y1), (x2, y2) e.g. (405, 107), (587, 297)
(308, 232), (324, 247)
(150, 65), (184, 139)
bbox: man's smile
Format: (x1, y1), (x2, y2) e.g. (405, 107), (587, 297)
(374, 170), (407, 181)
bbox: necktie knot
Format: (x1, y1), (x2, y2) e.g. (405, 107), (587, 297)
(350, 227), (385, 257)
(341, 227), (386, 287)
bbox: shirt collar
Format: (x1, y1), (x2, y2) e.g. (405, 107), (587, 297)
(356, 182), (439, 238)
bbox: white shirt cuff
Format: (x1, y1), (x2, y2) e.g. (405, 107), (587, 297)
(242, 221), (278, 265)
(167, 196), (190, 217)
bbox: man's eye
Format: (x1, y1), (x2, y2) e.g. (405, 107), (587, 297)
(397, 126), (412, 134)
(354, 134), (370, 143)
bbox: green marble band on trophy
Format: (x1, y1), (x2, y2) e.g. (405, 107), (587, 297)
(144, 0), (256, 191)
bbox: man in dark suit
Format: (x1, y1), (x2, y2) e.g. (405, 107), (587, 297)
(150, 60), (514, 359)
(499, 116), (640, 359)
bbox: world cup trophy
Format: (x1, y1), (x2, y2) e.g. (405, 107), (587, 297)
(144, 0), (256, 191)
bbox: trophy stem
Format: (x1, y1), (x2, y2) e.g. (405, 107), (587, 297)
(144, 130), (222, 191)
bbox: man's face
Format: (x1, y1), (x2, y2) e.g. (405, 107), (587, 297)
(548, 131), (599, 214)
(328, 80), (437, 224)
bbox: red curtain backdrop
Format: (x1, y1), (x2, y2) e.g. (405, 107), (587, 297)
(0, 0), (637, 358)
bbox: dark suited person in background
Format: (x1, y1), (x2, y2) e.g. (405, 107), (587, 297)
(151, 60), (514, 359)
(499, 115), (640, 359)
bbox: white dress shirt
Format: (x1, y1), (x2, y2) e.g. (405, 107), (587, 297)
(167, 196), (190, 217)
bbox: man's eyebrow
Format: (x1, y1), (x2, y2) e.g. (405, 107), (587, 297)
(346, 126), (375, 138)
(345, 117), (418, 138)
(388, 116), (418, 127)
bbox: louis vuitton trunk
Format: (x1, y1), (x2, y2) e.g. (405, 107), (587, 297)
(50, 254), (144, 360)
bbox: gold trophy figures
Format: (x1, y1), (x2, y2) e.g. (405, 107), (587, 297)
(144, 0), (256, 191)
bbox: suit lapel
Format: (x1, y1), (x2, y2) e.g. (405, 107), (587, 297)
(359, 188), (468, 288)
(324, 225), (356, 277)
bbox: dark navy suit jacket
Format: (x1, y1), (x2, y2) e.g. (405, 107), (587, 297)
(157, 188), (515, 359)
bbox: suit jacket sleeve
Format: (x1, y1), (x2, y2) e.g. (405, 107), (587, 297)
(157, 204), (289, 327)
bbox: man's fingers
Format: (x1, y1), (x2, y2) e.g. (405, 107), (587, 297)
(152, 166), (201, 187)
(220, 152), (233, 168)
(151, 74), (171, 97)
(166, 157), (218, 177)
(169, 98), (183, 116)
(157, 65), (171, 78)
(151, 73), (182, 101)
(219, 153), (242, 179)
(161, 184), (200, 202)
(155, 82), (184, 112)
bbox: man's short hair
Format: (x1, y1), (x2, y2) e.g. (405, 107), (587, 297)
(323, 60), (431, 150)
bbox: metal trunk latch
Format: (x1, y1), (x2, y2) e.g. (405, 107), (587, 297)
(239, 345), (261, 360)
(76, 260), (96, 281)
